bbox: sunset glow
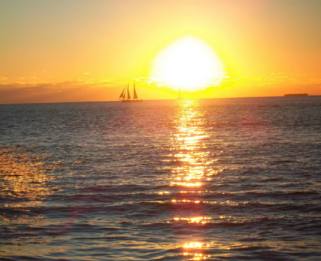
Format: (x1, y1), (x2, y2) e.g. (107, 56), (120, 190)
(1, 1), (321, 103)
(1, 1), (321, 260)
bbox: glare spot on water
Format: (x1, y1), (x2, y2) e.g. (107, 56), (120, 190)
(171, 199), (202, 204)
(0, 148), (53, 208)
(157, 190), (171, 195)
(170, 181), (203, 188)
(173, 216), (212, 224)
(182, 241), (211, 260)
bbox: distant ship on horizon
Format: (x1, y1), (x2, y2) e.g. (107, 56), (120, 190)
(119, 82), (142, 102)
(284, 93), (309, 97)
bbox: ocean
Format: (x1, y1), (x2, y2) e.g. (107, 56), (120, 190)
(1, 97), (321, 260)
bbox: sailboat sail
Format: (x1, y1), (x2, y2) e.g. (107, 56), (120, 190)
(133, 83), (138, 100)
(119, 88), (126, 99)
(119, 82), (141, 102)
(126, 84), (131, 100)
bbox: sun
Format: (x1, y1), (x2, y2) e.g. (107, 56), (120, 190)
(151, 36), (225, 91)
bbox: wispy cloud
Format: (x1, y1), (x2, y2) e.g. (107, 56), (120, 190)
(0, 82), (121, 104)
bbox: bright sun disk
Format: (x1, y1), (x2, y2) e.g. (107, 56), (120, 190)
(151, 37), (225, 91)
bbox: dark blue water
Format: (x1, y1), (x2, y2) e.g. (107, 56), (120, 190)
(1, 97), (321, 260)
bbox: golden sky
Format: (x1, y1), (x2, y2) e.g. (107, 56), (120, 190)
(0, 0), (321, 103)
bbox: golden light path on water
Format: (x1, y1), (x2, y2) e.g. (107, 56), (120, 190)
(0, 148), (52, 208)
(0, 148), (61, 257)
(170, 100), (217, 260)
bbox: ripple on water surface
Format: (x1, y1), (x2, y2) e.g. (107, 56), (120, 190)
(1, 98), (321, 260)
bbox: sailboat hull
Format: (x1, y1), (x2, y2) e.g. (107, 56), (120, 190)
(121, 99), (142, 103)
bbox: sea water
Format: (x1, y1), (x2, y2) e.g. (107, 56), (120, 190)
(1, 97), (321, 260)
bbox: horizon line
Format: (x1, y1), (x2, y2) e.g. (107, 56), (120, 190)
(1, 94), (320, 106)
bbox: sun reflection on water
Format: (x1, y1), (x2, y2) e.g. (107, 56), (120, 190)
(173, 216), (212, 224)
(182, 241), (211, 260)
(181, 240), (244, 260)
(0, 148), (52, 208)
(170, 100), (214, 189)
(168, 100), (217, 260)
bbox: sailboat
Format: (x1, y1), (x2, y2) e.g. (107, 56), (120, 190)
(119, 82), (142, 102)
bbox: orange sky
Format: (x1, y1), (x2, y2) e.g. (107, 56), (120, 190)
(0, 0), (321, 103)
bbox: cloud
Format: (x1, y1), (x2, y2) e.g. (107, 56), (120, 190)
(0, 82), (121, 104)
